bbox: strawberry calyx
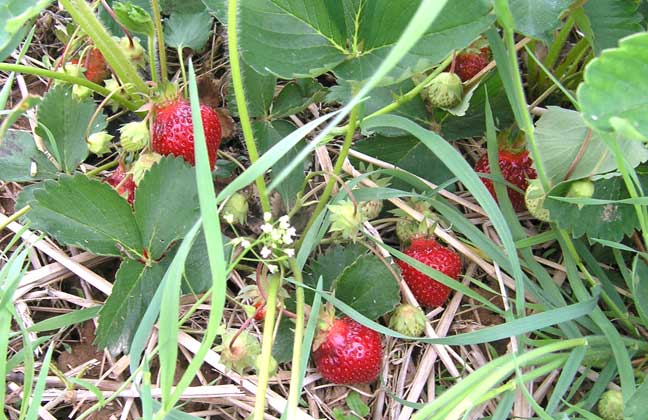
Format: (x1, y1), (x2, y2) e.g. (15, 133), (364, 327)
(313, 303), (336, 351)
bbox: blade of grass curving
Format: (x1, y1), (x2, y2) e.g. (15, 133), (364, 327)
(523, 45), (578, 108)
(558, 231), (636, 400)
(411, 338), (586, 420)
(491, 390), (516, 420)
(215, 111), (337, 205)
(13, 312), (36, 418)
(0, 27), (36, 110)
(286, 277), (597, 346)
(167, 59), (228, 408)
(141, 357), (153, 420)
(546, 346), (587, 413)
(25, 342), (54, 420)
(159, 221), (201, 406)
(363, 114), (525, 301)
(23, 306), (100, 334)
(270, 0), (452, 191)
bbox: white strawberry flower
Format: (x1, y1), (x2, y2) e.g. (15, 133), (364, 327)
(263, 212), (272, 222)
(261, 246), (272, 259)
(285, 248), (295, 257)
(240, 239), (251, 249)
(267, 264), (278, 273)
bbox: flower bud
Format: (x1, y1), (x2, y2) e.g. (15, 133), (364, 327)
(87, 131), (113, 156)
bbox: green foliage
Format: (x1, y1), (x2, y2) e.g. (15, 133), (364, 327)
(0, 0), (52, 61)
(303, 244), (367, 302)
(113, 1), (154, 35)
(35, 86), (107, 174)
(0, 130), (59, 182)
(578, 0), (643, 55)
(510, 0), (572, 43)
(164, 12), (214, 50)
(270, 79), (328, 119)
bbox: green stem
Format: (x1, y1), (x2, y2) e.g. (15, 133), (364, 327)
(147, 35), (159, 85)
(178, 47), (188, 97)
(150, 0), (167, 82)
(253, 273), (281, 420)
(0, 63), (138, 111)
(286, 259), (306, 418)
(502, 27), (550, 191)
(227, 0), (271, 214)
(58, 0), (148, 94)
(0, 206), (30, 232)
(86, 159), (119, 177)
(297, 103), (360, 248)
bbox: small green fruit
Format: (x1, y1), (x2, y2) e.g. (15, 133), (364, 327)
(389, 304), (426, 337)
(119, 121), (149, 152)
(217, 329), (261, 374)
(130, 152), (162, 185)
(361, 199), (383, 220)
(117, 36), (146, 67)
(567, 179), (595, 199)
(87, 131), (113, 156)
(328, 200), (367, 240)
(598, 390), (623, 420)
(222, 192), (249, 225)
(524, 179), (551, 222)
(72, 84), (92, 101)
(426, 72), (463, 109)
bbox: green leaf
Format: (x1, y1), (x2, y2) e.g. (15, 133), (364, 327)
(95, 259), (168, 353)
(212, 0), (493, 85)
(328, 78), (429, 136)
(631, 256), (648, 330)
(346, 391), (370, 417)
(353, 134), (454, 190)
(99, 0), (152, 36)
(253, 120), (305, 207)
(580, 0), (643, 55)
(303, 244), (367, 303)
(626, 378), (648, 420)
(0, 130), (59, 182)
(271, 317), (295, 363)
(335, 254), (400, 320)
(535, 107), (648, 184)
(25, 175), (143, 256)
(544, 176), (639, 241)
(183, 232), (232, 294)
(134, 157), (200, 260)
(442, 72), (515, 141)
(228, 59), (276, 119)
(510, 0), (572, 43)
(0, 0), (52, 61)
(113, 1), (154, 35)
(164, 12), (214, 50)
(270, 79), (328, 119)
(35, 86), (107, 174)
(162, 0), (207, 14)
(578, 32), (648, 137)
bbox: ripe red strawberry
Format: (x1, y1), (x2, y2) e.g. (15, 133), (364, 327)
(454, 51), (489, 82)
(397, 238), (461, 307)
(313, 317), (382, 384)
(72, 48), (109, 84)
(253, 301), (265, 321)
(152, 99), (222, 169)
(474, 149), (537, 211)
(105, 164), (136, 204)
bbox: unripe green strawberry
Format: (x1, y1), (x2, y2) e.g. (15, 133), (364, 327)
(117, 36), (146, 67)
(524, 179), (551, 222)
(120, 120), (149, 152)
(389, 304), (426, 337)
(361, 200), (383, 220)
(217, 329), (261, 374)
(426, 72), (463, 109)
(130, 152), (162, 185)
(222, 192), (249, 225)
(255, 354), (278, 377)
(328, 200), (366, 240)
(567, 179), (595, 209)
(396, 218), (420, 244)
(598, 390), (623, 420)
(87, 131), (113, 156)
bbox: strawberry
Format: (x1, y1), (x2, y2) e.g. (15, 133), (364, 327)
(105, 163), (136, 204)
(454, 50), (489, 82)
(313, 316), (382, 384)
(72, 48), (109, 84)
(397, 238), (461, 307)
(253, 301), (265, 321)
(474, 149), (537, 212)
(152, 99), (222, 169)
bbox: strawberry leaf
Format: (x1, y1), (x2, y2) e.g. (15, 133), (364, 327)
(271, 317), (295, 363)
(207, 0), (493, 85)
(0, 130), (59, 182)
(577, 0), (643, 55)
(509, 0), (572, 43)
(0, 0), (51, 61)
(95, 258), (169, 353)
(270, 79), (328, 120)
(22, 175), (143, 256)
(228, 59), (276, 119)
(544, 176), (640, 241)
(164, 12), (213, 51)
(535, 107), (648, 184)
(335, 254), (400, 320)
(35, 86), (107, 174)
(578, 32), (648, 138)
(134, 156), (200, 260)
(303, 244), (367, 303)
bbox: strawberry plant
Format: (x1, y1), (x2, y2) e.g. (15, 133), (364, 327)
(3, 0), (648, 419)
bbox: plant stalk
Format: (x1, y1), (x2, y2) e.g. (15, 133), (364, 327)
(227, 0), (271, 214)
(150, 0), (167, 82)
(286, 259), (306, 417)
(253, 272), (281, 420)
